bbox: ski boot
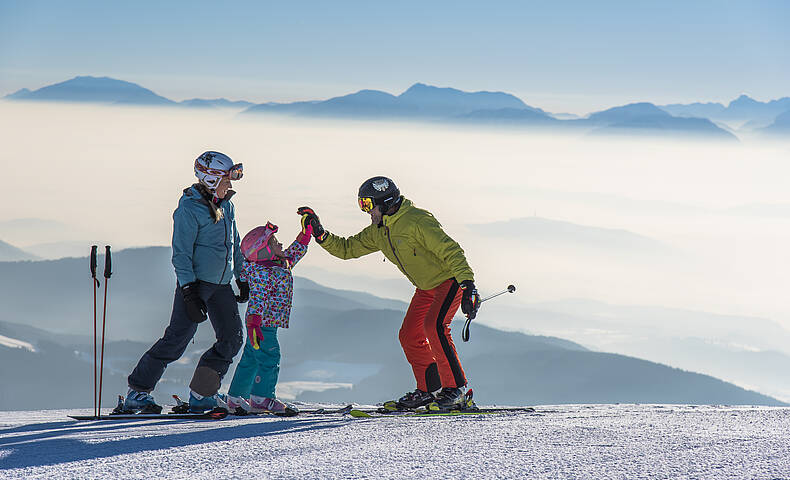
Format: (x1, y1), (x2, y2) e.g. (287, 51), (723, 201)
(427, 387), (476, 412)
(121, 388), (163, 414)
(227, 395), (252, 415)
(382, 388), (435, 412)
(249, 396), (299, 417)
(187, 391), (229, 413)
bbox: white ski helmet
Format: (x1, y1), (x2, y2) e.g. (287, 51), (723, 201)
(194, 151), (243, 191)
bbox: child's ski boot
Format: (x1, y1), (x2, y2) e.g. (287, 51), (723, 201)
(227, 395), (252, 415)
(249, 396), (299, 417)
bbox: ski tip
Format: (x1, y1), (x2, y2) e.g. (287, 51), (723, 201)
(349, 409), (373, 418)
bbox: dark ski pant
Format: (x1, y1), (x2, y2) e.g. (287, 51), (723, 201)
(127, 281), (243, 394)
(400, 278), (467, 392)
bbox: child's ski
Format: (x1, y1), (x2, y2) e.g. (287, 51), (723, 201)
(229, 404), (355, 417)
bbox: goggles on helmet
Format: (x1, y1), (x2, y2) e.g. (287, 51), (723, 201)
(358, 196), (375, 213)
(195, 162), (244, 181)
(228, 163), (244, 180)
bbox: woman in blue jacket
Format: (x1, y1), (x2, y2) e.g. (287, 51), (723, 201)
(124, 151), (248, 413)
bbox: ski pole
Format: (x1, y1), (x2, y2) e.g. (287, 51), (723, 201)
(98, 245), (112, 417)
(90, 246), (99, 418)
(462, 284), (516, 342)
(480, 284), (516, 304)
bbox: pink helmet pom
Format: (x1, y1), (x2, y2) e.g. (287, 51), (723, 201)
(241, 222), (278, 262)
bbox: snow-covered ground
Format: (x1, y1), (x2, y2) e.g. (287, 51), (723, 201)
(1, 404), (788, 479)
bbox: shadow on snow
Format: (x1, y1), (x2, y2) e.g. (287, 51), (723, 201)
(0, 417), (344, 470)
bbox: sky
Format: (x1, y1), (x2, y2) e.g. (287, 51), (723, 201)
(1, 1), (788, 113)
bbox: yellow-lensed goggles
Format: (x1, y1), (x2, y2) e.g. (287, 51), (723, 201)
(358, 196), (375, 213)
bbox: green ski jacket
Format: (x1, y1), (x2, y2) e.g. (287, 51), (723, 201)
(318, 198), (474, 290)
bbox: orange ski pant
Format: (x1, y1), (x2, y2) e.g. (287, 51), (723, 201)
(399, 278), (467, 392)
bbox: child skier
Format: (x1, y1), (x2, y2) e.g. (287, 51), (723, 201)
(226, 215), (311, 413)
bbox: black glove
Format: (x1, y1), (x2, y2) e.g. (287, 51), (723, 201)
(235, 279), (250, 303)
(297, 206), (327, 242)
(459, 280), (480, 320)
(181, 281), (207, 323)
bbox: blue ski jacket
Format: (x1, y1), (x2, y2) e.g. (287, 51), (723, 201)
(171, 184), (243, 286)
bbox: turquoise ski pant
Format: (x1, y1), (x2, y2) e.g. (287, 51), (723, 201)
(228, 326), (280, 399)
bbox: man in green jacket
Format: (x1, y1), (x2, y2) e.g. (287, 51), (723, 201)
(298, 176), (480, 410)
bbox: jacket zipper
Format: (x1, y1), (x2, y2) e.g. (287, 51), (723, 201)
(220, 206), (230, 283)
(385, 225), (416, 286)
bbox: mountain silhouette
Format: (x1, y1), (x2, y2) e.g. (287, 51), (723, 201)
(396, 83), (529, 116)
(5, 76), (176, 105)
(243, 83), (538, 119)
(585, 102), (736, 139)
(8, 75), (784, 139)
(661, 95), (790, 127)
(0, 239), (38, 261)
(659, 101), (727, 119)
(761, 109), (790, 134)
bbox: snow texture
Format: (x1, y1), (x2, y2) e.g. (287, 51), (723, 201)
(0, 335), (35, 352)
(1, 404), (788, 479)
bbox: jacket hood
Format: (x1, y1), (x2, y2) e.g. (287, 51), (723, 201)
(382, 197), (412, 226)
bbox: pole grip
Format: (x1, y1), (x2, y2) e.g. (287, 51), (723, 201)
(90, 245), (98, 278)
(104, 246), (112, 279)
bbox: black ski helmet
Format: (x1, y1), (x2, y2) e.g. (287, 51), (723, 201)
(358, 176), (401, 213)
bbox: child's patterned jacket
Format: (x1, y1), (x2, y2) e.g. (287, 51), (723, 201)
(238, 237), (308, 328)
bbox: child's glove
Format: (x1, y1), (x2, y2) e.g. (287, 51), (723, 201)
(246, 314), (264, 350)
(297, 207), (327, 242)
(297, 213), (314, 245)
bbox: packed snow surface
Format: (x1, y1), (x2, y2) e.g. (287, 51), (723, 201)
(0, 334), (35, 352)
(1, 404), (788, 479)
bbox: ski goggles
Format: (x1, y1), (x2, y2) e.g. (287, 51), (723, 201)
(358, 196), (376, 213)
(196, 162), (244, 181)
(227, 163), (244, 180)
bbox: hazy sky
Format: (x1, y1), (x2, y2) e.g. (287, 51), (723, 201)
(1, 1), (788, 113)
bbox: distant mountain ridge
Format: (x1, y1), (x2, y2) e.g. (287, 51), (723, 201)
(585, 103), (736, 140)
(0, 239), (38, 262)
(5, 76), (248, 109)
(243, 82), (535, 120)
(6, 75), (787, 139)
(661, 94), (790, 132)
(6, 76), (175, 105)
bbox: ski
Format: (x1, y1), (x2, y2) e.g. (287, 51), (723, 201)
(69, 411), (228, 421)
(366, 389), (535, 417)
(349, 406), (536, 418)
(69, 394), (228, 421)
(229, 404), (355, 417)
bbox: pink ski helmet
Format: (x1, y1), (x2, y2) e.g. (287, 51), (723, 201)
(241, 222), (278, 262)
